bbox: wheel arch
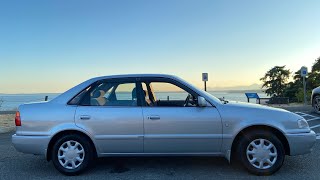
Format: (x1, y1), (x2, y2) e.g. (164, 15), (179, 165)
(46, 130), (97, 161)
(230, 125), (290, 161)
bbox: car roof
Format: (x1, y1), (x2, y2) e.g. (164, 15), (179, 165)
(93, 74), (179, 81)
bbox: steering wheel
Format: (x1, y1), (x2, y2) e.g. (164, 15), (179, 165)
(183, 94), (192, 107)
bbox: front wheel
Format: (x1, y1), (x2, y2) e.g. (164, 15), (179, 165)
(313, 96), (320, 114)
(236, 130), (285, 176)
(51, 134), (94, 175)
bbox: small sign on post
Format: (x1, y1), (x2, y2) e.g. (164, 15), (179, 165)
(301, 66), (308, 77)
(202, 73), (208, 91)
(300, 66), (308, 105)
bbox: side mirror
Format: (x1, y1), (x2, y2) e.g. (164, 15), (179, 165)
(198, 96), (207, 107)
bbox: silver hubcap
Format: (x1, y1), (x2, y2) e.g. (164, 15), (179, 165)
(58, 140), (85, 170)
(314, 97), (320, 112)
(246, 139), (277, 169)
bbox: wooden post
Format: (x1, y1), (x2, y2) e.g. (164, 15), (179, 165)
(45, 96), (48, 101)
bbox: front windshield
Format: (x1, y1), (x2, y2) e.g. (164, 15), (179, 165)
(201, 89), (226, 103)
(173, 76), (223, 104)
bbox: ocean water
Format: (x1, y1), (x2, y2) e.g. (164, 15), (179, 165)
(0, 91), (268, 110)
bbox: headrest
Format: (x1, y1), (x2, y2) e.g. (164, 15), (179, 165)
(92, 90), (106, 98)
(132, 88), (136, 100)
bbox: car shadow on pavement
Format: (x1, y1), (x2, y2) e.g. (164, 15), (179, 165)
(88, 156), (245, 176)
(6, 153), (316, 179)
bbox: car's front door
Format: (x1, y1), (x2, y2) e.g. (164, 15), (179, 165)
(74, 78), (144, 154)
(140, 78), (222, 153)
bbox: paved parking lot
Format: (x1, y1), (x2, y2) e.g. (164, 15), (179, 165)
(0, 111), (319, 179)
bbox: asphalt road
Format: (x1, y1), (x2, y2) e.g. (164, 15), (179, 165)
(1, 110), (320, 180)
(1, 138), (320, 179)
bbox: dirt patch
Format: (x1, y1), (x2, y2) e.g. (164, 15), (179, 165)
(0, 114), (15, 133)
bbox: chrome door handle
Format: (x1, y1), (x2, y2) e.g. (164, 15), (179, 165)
(79, 115), (91, 120)
(148, 115), (160, 120)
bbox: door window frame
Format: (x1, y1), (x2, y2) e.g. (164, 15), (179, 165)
(68, 77), (144, 107)
(137, 77), (200, 107)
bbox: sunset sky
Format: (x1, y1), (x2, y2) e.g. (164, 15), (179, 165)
(1, 0), (320, 93)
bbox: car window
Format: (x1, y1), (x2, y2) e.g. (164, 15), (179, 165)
(142, 81), (197, 107)
(68, 86), (92, 105)
(114, 83), (137, 101)
(87, 81), (137, 106)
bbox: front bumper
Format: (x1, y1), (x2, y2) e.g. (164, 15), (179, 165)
(286, 130), (316, 156)
(12, 134), (50, 155)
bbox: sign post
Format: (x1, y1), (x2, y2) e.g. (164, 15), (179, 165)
(202, 73), (208, 91)
(300, 66), (308, 105)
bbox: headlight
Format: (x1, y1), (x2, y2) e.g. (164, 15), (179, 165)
(297, 119), (309, 129)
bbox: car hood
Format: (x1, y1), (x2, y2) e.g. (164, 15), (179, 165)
(224, 101), (288, 112)
(218, 101), (303, 124)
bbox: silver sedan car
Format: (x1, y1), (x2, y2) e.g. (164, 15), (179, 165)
(12, 74), (316, 176)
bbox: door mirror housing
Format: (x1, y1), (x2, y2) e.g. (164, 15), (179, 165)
(198, 96), (207, 107)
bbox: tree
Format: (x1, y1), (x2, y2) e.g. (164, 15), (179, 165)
(312, 57), (320, 72)
(288, 70), (303, 100)
(284, 81), (299, 102)
(260, 66), (291, 97)
(308, 57), (320, 89)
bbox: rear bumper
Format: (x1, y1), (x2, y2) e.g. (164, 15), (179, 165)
(12, 134), (50, 155)
(286, 130), (316, 156)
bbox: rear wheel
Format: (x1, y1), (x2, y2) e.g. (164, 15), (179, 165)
(52, 134), (94, 175)
(236, 130), (285, 176)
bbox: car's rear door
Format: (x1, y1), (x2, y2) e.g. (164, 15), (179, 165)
(140, 78), (223, 153)
(74, 78), (144, 154)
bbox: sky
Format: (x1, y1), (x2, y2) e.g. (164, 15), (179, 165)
(1, 0), (320, 93)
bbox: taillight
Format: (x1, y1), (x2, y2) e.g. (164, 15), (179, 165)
(15, 111), (21, 126)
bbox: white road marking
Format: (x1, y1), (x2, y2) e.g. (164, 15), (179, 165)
(295, 112), (308, 116)
(306, 117), (320, 122)
(295, 112), (320, 131)
(310, 124), (320, 129)
(295, 112), (318, 118)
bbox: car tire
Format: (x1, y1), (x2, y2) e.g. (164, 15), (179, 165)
(236, 130), (285, 176)
(313, 96), (320, 114)
(51, 134), (94, 176)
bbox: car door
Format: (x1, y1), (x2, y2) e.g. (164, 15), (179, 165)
(74, 78), (144, 154)
(140, 78), (222, 153)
